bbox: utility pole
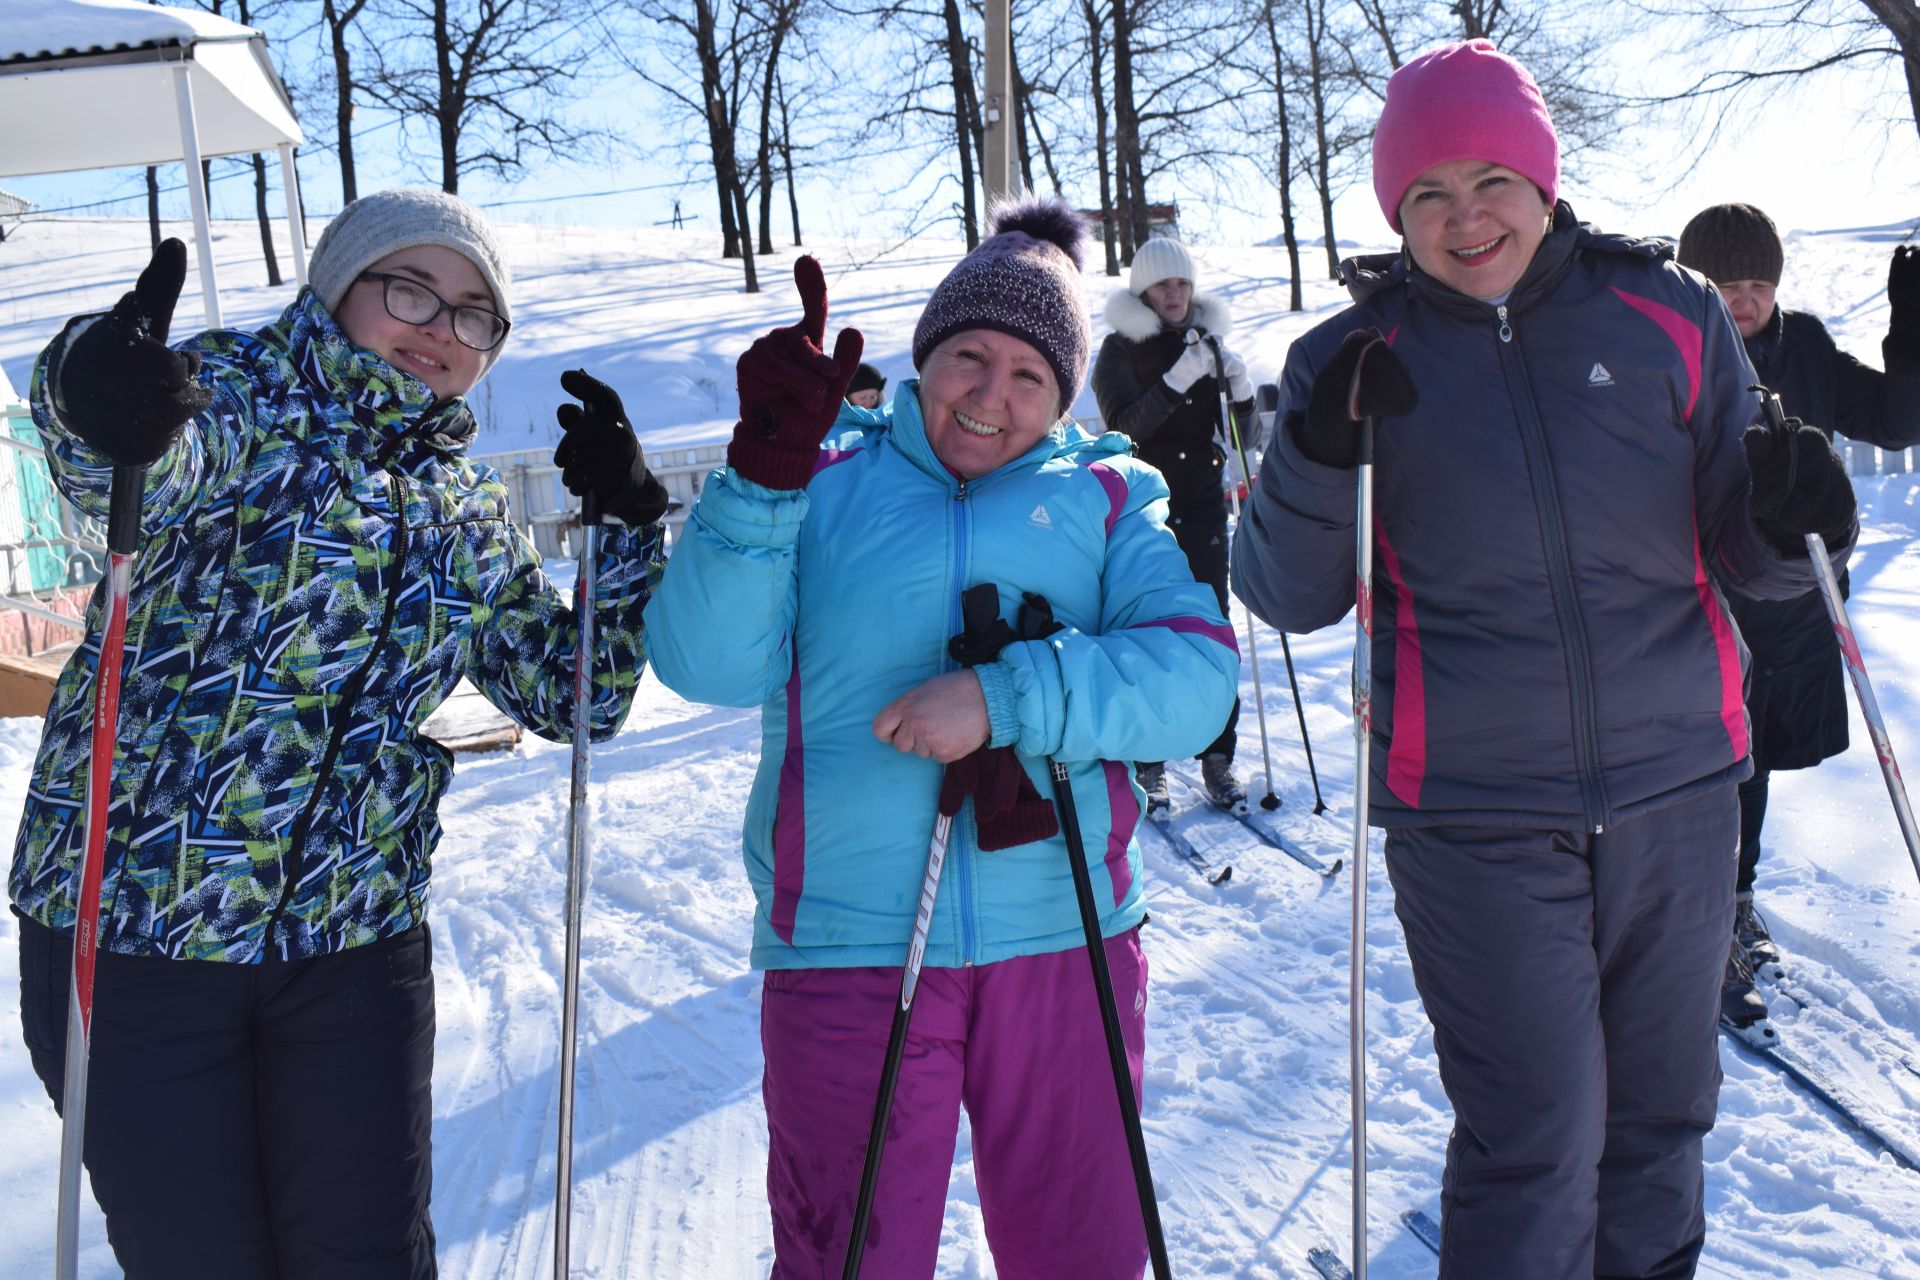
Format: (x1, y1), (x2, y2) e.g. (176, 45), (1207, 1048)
(982, 0), (1013, 204)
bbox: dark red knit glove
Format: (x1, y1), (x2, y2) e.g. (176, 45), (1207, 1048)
(727, 256), (865, 490)
(939, 745), (1060, 852)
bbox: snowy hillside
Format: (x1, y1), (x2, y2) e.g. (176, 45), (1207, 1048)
(3, 216), (1920, 1277)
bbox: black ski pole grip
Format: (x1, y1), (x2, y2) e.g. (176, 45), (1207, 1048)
(580, 489), (603, 528)
(106, 465), (145, 555)
(1749, 382), (1797, 503)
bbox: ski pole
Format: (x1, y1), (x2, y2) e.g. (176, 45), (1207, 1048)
(1203, 336), (1327, 814)
(842, 811), (956, 1280)
(1347, 393), (1376, 1280)
(1753, 385), (1920, 887)
(56, 463), (144, 1280)
(1199, 334), (1278, 813)
(1046, 755), (1174, 1280)
(553, 491), (601, 1280)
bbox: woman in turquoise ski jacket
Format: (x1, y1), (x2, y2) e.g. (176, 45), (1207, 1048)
(13, 189), (667, 1278)
(646, 197), (1238, 1278)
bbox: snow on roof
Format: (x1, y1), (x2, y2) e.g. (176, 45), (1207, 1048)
(0, 0), (260, 67)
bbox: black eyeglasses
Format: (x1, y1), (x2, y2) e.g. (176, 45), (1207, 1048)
(359, 271), (511, 351)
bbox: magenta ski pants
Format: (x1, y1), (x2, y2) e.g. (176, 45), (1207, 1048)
(759, 928), (1150, 1280)
(1384, 783), (1738, 1280)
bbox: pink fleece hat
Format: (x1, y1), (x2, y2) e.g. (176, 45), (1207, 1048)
(1372, 39), (1559, 233)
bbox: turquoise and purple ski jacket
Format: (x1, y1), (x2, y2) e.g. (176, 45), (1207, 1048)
(647, 384), (1240, 970)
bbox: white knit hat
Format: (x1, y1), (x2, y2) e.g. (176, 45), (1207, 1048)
(309, 188), (513, 366)
(1128, 237), (1195, 295)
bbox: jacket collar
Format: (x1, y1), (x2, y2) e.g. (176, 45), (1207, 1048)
(889, 378), (1083, 489)
(284, 288), (477, 458)
(1104, 286), (1233, 343)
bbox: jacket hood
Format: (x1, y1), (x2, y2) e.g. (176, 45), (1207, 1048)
(1104, 287), (1233, 343)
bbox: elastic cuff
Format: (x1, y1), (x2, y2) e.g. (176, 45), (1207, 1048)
(726, 432), (817, 491)
(975, 660), (1021, 749)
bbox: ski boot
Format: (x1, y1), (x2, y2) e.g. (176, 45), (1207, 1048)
(1734, 891), (1783, 978)
(1721, 933), (1770, 1030)
(1137, 762), (1171, 816)
(1201, 752), (1249, 817)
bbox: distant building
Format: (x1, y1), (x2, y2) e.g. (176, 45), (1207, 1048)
(1078, 202), (1180, 241)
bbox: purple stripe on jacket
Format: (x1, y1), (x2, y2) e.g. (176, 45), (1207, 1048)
(1101, 760), (1139, 906)
(1087, 462), (1127, 536)
(771, 648), (805, 942)
(1128, 614), (1239, 655)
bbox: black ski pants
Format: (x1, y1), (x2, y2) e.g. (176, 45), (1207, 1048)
(1165, 501), (1239, 760)
(16, 912), (438, 1279)
(1383, 783), (1737, 1280)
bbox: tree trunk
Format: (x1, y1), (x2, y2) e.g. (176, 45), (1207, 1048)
(941, 0), (981, 246)
(777, 71), (802, 247)
(1082, 0), (1118, 275)
(694, 0), (746, 264)
(252, 152), (283, 286)
(1263, 0), (1303, 310)
(434, 0), (460, 192)
(1011, 37), (1034, 192)
(1110, 0), (1145, 261)
(732, 178), (759, 291)
(322, 0), (363, 204)
(1305, 0), (1339, 278)
(146, 166), (161, 251)
(1861, 0), (1920, 146)
(754, 10), (791, 255)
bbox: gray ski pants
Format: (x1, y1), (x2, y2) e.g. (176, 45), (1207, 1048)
(1384, 783), (1737, 1280)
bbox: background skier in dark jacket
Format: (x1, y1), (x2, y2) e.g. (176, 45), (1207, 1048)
(1233, 42), (1858, 1280)
(1092, 237), (1257, 814)
(13, 189), (666, 1278)
(1676, 203), (1920, 1028)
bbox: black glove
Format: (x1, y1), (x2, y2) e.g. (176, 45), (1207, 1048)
(553, 369), (670, 527)
(1291, 329), (1419, 468)
(1743, 418), (1856, 553)
(1886, 244), (1920, 363)
(53, 238), (212, 465)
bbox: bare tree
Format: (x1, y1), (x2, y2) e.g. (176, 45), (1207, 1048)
(367, 0), (592, 196)
(753, 0), (806, 253)
(319, 0), (374, 203)
(1081, 0), (1120, 274)
(1259, 0), (1303, 308)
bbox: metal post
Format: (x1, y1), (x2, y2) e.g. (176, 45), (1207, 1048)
(278, 142), (308, 288)
(982, 0), (1013, 204)
(170, 65), (222, 328)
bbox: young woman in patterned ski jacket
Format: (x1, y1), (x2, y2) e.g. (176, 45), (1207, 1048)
(1232, 42), (1858, 1280)
(12, 189), (666, 1278)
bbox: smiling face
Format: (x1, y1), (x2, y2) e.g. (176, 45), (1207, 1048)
(1715, 278), (1778, 339)
(1142, 277), (1193, 326)
(1398, 159), (1554, 301)
(331, 244), (493, 399)
(917, 329), (1062, 479)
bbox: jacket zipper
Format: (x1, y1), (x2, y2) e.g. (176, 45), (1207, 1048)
(950, 476), (977, 965)
(257, 434), (418, 955)
(1495, 306), (1609, 834)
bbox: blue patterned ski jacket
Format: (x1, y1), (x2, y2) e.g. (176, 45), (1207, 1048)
(646, 383), (1240, 971)
(11, 289), (662, 961)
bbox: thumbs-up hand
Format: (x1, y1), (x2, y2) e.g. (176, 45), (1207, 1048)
(725, 256), (866, 491)
(54, 238), (213, 465)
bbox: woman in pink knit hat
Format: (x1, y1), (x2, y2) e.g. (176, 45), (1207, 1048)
(1233, 40), (1859, 1280)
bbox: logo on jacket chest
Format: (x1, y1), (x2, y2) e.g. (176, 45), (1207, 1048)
(1028, 504), (1054, 530)
(1587, 362), (1616, 387)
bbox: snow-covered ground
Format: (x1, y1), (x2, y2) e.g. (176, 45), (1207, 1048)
(3, 215), (1920, 1277)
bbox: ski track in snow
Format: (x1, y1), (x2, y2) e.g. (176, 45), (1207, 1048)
(3, 219), (1920, 1277)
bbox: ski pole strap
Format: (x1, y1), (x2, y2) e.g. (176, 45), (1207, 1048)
(949, 582), (1017, 667)
(1749, 382), (1798, 500)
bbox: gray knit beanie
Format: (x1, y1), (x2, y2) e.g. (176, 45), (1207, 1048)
(309, 188), (513, 365)
(912, 194), (1092, 411)
(1677, 203), (1784, 287)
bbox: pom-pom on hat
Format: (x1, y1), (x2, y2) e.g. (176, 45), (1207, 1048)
(912, 194), (1092, 410)
(1676, 203), (1785, 287)
(1371, 39), (1559, 233)
(308, 188), (514, 366)
(1129, 237), (1195, 295)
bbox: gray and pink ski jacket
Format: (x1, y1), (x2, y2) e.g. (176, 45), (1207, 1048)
(1232, 207), (1854, 832)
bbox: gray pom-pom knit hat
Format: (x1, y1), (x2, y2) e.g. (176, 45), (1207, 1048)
(912, 194), (1092, 411)
(308, 188), (514, 368)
